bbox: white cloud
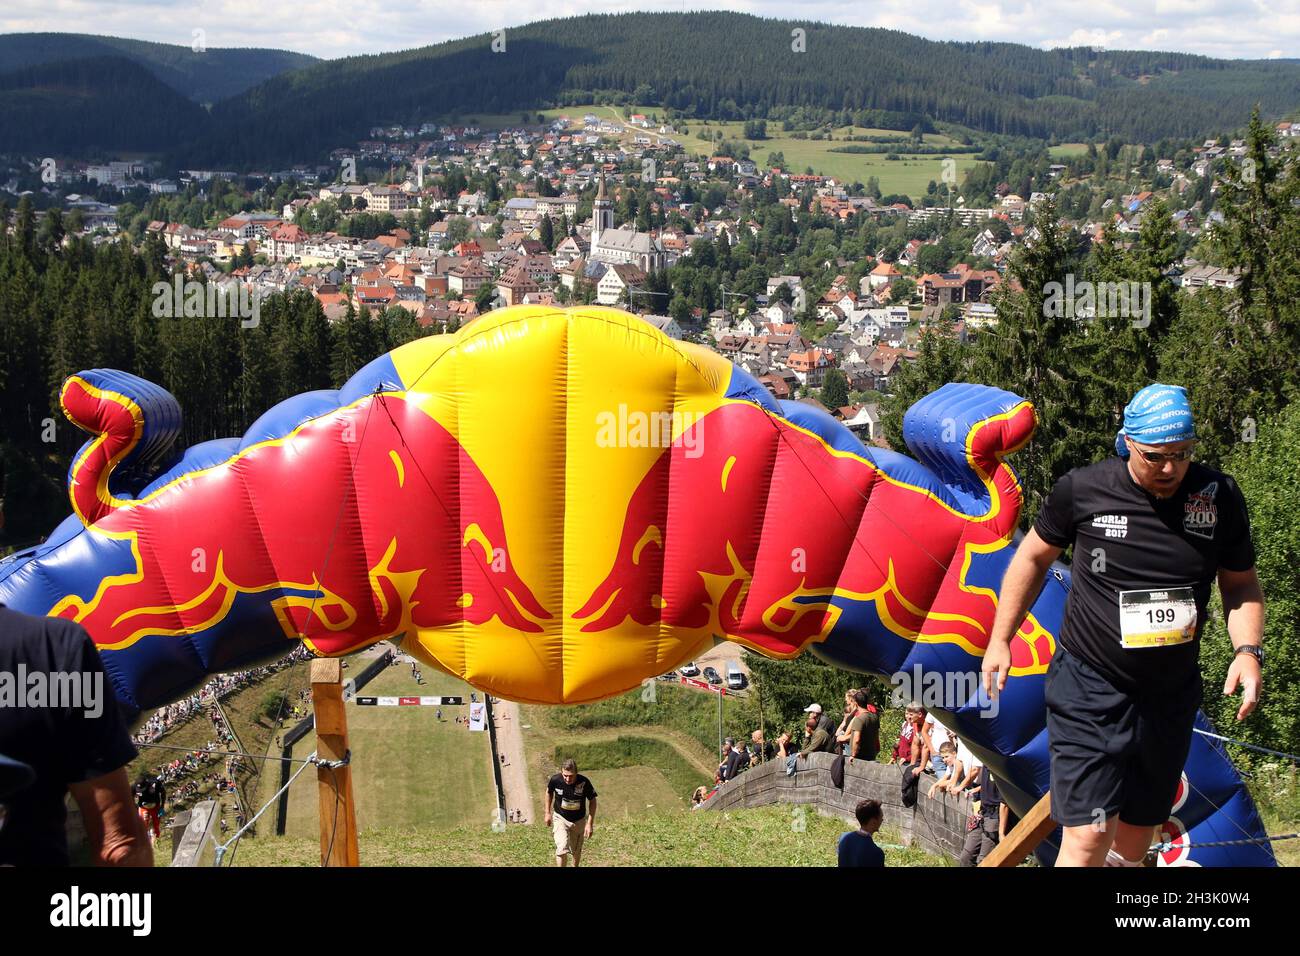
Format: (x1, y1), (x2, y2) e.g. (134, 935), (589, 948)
(0, 0), (1294, 60)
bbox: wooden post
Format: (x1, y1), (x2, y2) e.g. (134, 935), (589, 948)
(979, 791), (1056, 868)
(311, 658), (359, 867)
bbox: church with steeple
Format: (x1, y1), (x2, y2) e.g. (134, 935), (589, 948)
(588, 171), (665, 274)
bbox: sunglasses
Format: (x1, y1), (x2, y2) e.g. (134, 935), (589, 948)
(1127, 438), (1195, 464)
(1134, 448), (1194, 464)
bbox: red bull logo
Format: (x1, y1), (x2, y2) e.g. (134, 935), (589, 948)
(52, 389), (549, 658)
(574, 397), (1051, 668)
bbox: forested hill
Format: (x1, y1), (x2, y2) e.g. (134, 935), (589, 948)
(6, 13), (1300, 165)
(0, 32), (318, 103)
(0, 57), (210, 155)
(184, 11), (1300, 166)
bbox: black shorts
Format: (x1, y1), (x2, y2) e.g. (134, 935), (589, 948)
(1044, 646), (1201, 828)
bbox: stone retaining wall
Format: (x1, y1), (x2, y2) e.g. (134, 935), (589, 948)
(701, 752), (971, 862)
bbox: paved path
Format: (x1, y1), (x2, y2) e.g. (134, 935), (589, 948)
(494, 699), (534, 824)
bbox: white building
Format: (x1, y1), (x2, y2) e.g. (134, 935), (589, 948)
(589, 172), (665, 273)
(597, 262), (648, 305)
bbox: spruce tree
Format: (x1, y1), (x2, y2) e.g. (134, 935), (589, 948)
(968, 195), (1089, 524)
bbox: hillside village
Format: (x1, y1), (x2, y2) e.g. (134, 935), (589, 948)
(4, 112), (1292, 441)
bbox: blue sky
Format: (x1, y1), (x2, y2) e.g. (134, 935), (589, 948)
(2, 1), (1295, 60)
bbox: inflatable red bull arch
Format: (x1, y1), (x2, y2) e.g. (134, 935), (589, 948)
(0, 305), (1272, 866)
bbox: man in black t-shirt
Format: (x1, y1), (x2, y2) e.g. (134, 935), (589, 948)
(982, 384), (1265, 867)
(135, 773), (166, 841)
(0, 604), (152, 866)
(544, 758), (598, 867)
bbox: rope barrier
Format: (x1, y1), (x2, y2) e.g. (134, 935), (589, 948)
(214, 750), (318, 867)
(1193, 728), (1300, 765)
(134, 740), (319, 765)
(1154, 832), (1294, 853)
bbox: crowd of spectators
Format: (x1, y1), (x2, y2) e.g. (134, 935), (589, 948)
(783, 690), (880, 776)
(692, 687), (883, 805)
(129, 648), (317, 840)
(132, 645), (311, 745)
(156, 746), (215, 784)
(892, 700), (1009, 865)
(147, 744), (247, 830)
(691, 690), (1009, 865)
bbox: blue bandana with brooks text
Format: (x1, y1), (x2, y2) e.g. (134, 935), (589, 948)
(1115, 383), (1195, 458)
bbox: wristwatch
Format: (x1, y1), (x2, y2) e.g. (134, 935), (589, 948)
(1234, 645), (1264, 667)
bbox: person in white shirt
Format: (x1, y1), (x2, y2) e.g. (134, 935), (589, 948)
(951, 738), (982, 793)
(924, 713), (955, 775)
(927, 742), (966, 799)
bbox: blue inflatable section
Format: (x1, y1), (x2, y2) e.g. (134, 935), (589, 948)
(66, 369), (183, 500)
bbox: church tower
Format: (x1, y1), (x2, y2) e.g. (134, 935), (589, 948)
(592, 171), (614, 254)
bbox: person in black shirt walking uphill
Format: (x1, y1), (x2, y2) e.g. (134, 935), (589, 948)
(982, 384), (1265, 867)
(544, 758), (598, 867)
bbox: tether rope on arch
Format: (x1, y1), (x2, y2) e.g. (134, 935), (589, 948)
(251, 386), (382, 778)
(1192, 729), (1300, 765)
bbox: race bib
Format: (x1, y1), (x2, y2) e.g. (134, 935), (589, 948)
(560, 798), (581, 811)
(1118, 588), (1197, 649)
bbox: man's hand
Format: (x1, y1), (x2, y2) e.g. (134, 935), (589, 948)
(584, 820), (593, 838)
(912, 767), (922, 778)
(1224, 653), (1262, 721)
(1218, 567), (1264, 721)
(981, 639), (1012, 697)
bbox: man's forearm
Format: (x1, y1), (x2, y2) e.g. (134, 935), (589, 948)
(989, 550), (1052, 648)
(587, 799), (596, 824)
(1222, 585), (1265, 649)
(70, 770), (153, 867)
